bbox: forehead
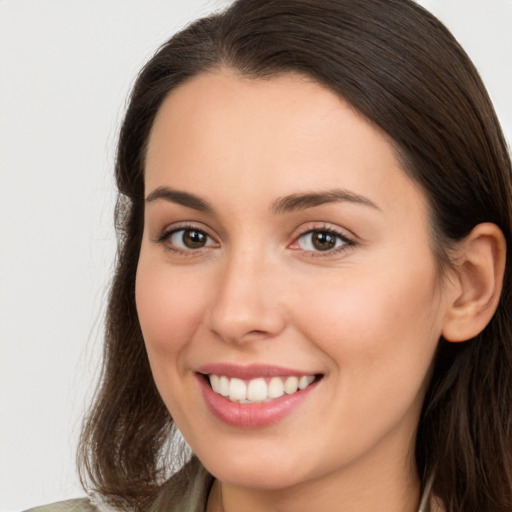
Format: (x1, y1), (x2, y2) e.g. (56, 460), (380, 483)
(144, 68), (426, 217)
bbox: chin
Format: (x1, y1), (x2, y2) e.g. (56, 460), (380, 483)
(200, 449), (311, 490)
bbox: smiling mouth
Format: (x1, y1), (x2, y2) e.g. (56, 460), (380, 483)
(203, 374), (322, 404)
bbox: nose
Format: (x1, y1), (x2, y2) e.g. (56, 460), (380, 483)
(204, 249), (287, 345)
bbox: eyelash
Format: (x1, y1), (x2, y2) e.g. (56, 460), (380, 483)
(155, 223), (355, 257)
(291, 226), (355, 256)
(155, 223), (218, 254)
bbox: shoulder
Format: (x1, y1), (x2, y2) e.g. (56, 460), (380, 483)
(24, 498), (98, 512)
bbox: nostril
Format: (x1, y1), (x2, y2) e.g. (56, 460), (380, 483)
(247, 329), (269, 337)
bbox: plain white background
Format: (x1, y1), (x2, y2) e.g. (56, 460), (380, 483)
(0, 1), (510, 510)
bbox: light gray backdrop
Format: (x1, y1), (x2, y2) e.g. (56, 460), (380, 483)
(0, 1), (510, 510)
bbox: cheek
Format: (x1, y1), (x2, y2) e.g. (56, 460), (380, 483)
(288, 260), (442, 460)
(134, 255), (214, 424)
(295, 256), (442, 380)
(135, 255), (209, 362)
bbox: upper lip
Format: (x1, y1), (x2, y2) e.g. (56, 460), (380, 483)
(196, 363), (319, 380)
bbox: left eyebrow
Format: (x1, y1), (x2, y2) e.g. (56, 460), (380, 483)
(271, 189), (381, 214)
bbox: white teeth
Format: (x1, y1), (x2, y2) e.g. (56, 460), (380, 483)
(299, 375), (315, 390)
(207, 374), (317, 403)
(210, 374), (220, 393)
(267, 377), (285, 399)
(229, 378), (247, 401)
(247, 378), (267, 401)
(284, 376), (299, 394)
(219, 376), (230, 396)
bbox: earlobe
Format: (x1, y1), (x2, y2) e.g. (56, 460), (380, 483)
(442, 223), (506, 343)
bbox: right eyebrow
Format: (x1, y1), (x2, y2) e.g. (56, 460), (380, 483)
(145, 186), (213, 212)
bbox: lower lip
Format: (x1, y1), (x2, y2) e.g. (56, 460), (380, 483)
(197, 374), (319, 428)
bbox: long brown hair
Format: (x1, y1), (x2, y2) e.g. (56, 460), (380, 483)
(78, 1), (512, 511)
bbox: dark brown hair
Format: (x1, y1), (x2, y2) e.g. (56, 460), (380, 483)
(78, 1), (512, 511)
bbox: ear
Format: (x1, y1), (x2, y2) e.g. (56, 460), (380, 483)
(442, 223), (506, 343)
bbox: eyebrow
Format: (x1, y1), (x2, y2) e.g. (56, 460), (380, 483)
(271, 189), (380, 214)
(145, 186), (213, 212)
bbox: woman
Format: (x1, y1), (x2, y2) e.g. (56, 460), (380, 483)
(29, 0), (512, 511)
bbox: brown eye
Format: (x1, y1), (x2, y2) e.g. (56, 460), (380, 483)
(182, 229), (207, 248)
(166, 228), (215, 250)
(311, 232), (337, 251)
(296, 229), (349, 252)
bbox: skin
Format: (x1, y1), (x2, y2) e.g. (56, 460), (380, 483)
(136, 69), (461, 512)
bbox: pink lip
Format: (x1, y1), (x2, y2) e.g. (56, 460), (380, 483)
(195, 365), (320, 429)
(196, 363), (317, 380)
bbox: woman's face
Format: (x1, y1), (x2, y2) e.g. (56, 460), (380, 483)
(136, 70), (454, 491)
